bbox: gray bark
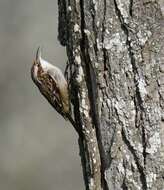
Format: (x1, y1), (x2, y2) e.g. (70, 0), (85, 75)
(58, 0), (164, 189)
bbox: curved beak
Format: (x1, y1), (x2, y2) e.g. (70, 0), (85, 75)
(36, 46), (42, 62)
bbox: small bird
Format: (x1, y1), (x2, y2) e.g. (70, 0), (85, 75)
(31, 47), (69, 115)
(31, 47), (80, 134)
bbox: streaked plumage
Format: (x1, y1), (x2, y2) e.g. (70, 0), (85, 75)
(31, 47), (69, 118)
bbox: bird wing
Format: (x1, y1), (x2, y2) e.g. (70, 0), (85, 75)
(52, 83), (63, 108)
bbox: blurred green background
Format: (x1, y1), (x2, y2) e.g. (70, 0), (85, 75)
(0, 0), (83, 190)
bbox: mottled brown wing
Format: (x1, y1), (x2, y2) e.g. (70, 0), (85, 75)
(52, 82), (63, 109)
(31, 60), (67, 118)
(36, 71), (62, 108)
(46, 73), (63, 108)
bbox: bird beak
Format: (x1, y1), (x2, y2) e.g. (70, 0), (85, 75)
(36, 46), (42, 62)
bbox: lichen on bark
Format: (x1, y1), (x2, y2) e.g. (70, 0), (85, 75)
(58, 0), (164, 189)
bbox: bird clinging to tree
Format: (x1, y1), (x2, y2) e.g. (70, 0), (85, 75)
(31, 47), (80, 134)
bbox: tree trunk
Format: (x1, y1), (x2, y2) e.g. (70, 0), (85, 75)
(58, 0), (164, 189)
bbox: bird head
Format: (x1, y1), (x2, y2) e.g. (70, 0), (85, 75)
(31, 47), (44, 84)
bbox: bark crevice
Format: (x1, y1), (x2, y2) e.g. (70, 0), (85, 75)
(80, 1), (109, 189)
(113, 0), (148, 189)
(121, 127), (147, 190)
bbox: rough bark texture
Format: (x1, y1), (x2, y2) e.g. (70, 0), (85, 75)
(58, 0), (164, 189)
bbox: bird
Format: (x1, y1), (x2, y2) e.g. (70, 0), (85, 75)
(31, 47), (81, 135)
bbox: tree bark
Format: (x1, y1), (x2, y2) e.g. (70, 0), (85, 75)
(58, 0), (164, 189)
